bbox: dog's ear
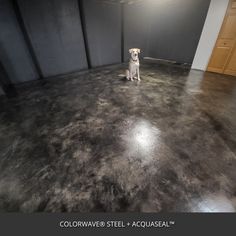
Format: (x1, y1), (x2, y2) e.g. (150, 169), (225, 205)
(129, 48), (133, 54)
(137, 49), (141, 53)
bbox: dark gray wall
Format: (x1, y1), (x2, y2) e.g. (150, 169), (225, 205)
(83, 0), (121, 67)
(0, 60), (11, 91)
(0, 86), (4, 96)
(18, 0), (88, 77)
(0, 0), (38, 84)
(0, 0), (211, 87)
(124, 1), (152, 61)
(124, 0), (211, 64)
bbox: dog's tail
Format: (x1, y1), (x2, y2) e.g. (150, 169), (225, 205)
(118, 70), (129, 80)
(125, 70), (129, 80)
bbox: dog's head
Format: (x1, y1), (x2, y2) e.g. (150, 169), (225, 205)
(129, 48), (140, 61)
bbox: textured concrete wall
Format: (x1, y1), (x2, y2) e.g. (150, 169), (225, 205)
(0, 0), (38, 84)
(18, 0), (88, 77)
(124, 0), (211, 64)
(82, 0), (121, 67)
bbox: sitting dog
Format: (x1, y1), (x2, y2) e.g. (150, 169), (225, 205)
(126, 48), (141, 81)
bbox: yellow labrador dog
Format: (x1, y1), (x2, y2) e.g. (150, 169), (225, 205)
(126, 48), (141, 81)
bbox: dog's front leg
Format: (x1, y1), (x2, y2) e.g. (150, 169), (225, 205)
(130, 70), (134, 81)
(137, 68), (140, 81)
(130, 74), (134, 81)
(129, 64), (134, 81)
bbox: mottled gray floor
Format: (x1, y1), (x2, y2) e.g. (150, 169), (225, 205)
(0, 60), (236, 212)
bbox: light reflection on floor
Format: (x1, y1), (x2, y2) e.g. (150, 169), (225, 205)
(122, 119), (161, 164)
(192, 194), (235, 212)
(184, 71), (203, 95)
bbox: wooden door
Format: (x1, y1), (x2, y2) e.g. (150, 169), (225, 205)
(207, 0), (236, 76)
(224, 47), (236, 75)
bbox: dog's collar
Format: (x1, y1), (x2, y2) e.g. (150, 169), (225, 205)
(131, 58), (139, 62)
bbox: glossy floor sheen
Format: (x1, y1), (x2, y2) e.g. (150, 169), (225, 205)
(0, 61), (236, 212)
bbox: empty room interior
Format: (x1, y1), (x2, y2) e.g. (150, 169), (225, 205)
(0, 0), (236, 213)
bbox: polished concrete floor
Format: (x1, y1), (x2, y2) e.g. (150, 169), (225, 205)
(0, 60), (236, 212)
